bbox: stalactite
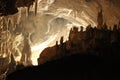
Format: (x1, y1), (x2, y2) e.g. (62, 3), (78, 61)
(25, 7), (28, 17)
(6, 19), (9, 56)
(0, 18), (2, 57)
(1, 17), (4, 57)
(8, 13), (19, 30)
(27, 5), (31, 16)
(35, 0), (38, 15)
(0, 44), (3, 56)
(17, 8), (22, 24)
(0, 16), (11, 58)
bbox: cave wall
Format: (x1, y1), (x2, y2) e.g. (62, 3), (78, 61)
(0, 0), (34, 16)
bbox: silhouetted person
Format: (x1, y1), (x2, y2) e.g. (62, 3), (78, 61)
(60, 36), (64, 46)
(103, 23), (108, 30)
(113, 24), (118, 31)
(80, 26), (84, 32)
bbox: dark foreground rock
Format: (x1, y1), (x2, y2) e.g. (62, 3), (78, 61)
(6, 53), (120, 80)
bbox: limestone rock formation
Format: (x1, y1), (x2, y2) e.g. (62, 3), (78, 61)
(38, 10), (120, 65)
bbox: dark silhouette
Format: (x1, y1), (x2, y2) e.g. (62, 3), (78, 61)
(0, 0), (18, 16)
(97, 9), (103, 29)
(0, 0), (35, 16)
(6, 54), (120, 80)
